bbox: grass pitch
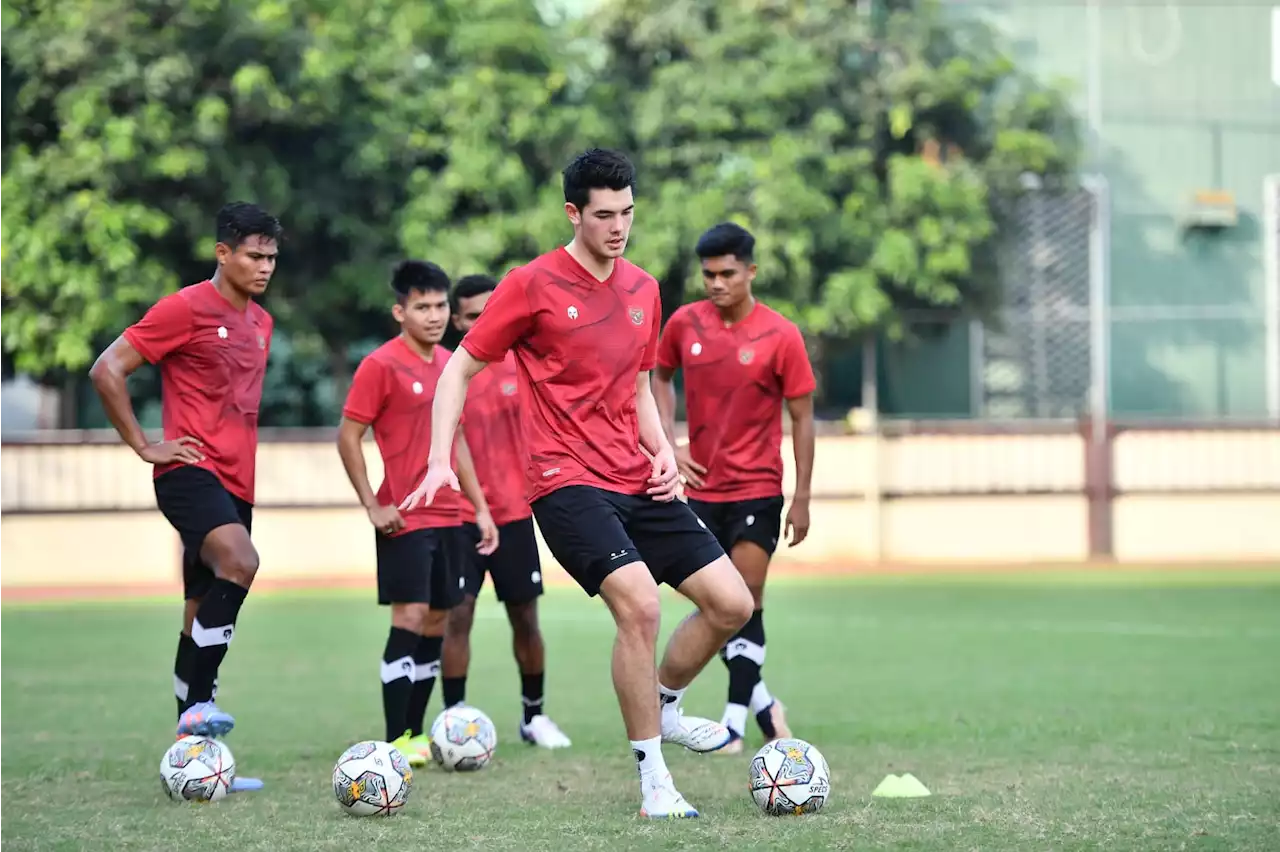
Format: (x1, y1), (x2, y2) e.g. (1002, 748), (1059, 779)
(3, 570), (1279, 850)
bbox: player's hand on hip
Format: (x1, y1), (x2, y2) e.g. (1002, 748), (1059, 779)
(138, 436), (205, 466)
(647, 445), (681, 502)
(367, 504), (406, 536)
(474, 510), (500, 556)
(398, 460), (459, 512)
(785, 498), (810, 547)
(675, 444), (707, 490)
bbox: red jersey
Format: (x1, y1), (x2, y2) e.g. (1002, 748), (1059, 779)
(123, 280), (273, 504)
(342, 337), (462, 533)
(459, 351), (532, 526)
(656, 300), (815, 502)
(459, 247), (662, 503)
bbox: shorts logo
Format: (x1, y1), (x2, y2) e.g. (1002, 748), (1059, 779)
(738, 346), (755, 365)
(412, 381), (424, 395)
(746, 515), (755, 526)
(501, 381), (517, 396)
(691, 342), (702, 356)
(629, 306), (644, 326)
(531, 571), (541, 583)
(567, 306), (579, 320)
(217, 326), (228, 339)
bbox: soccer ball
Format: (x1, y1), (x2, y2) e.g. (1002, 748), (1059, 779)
(332, 740), (414, 817)
(748, 738), (831, 816)
(429, 705), (497, 771)
(160, 735), (236, 802)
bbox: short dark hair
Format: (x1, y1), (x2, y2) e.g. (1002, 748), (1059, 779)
(215, 202), (282, 249)
(695, 222), (755, 263)
(562, 148), (636, 211)
(391, 260), (451, 305)
(450, 274), (498, 312)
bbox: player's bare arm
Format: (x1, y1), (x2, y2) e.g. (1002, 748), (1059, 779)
(89, 336), (205, 465)
(652, 364), (708, 490)
(337, 416), (405, 535)
(785, 393), (815, 547)
(454, 432), (499, 555)
(636, 371), (680, 502)
(399, 347), (489, 511)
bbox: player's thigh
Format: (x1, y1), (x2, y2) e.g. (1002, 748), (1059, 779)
(457, 523), (488, 600)
(427, 526), (467, 613)
(154, 466), (252, 598)
(376, 529), (435, 608)
(531, 486), (638, 598)
(725, 496), (785, 603)
(488, 517), (543, 606)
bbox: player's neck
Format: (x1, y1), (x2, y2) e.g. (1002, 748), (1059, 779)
(564, 239), (615, 283)
(399, 332), (437, 362)
(210, 272), (251, 312)
(716, 296), (756, 327)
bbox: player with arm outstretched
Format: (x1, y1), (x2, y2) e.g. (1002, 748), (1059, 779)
(336, 260), (499, 767)
(88, 202), (283, 793)
(652, 222), (817, 754)
(439, 274), (572, 749)
(400, 149), (754, 819)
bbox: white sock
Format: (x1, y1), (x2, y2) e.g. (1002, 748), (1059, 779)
(630, 736), (667, 782)
(749, 681), (774, 715)
(722, 703), (748, 737)
(659, 684), (685, 729)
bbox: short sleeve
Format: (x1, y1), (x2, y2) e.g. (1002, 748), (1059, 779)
(777, 323), (817, 399)
(342, 356), (389, 425)
(655, 306), (684, 371)
(122, 293), (193, 364)
(460, 268), (533, 363)
(639, 287), (663, 372)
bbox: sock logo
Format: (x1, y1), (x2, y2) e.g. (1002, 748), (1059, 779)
(660, 693), (678, 706)
(222, 627), (234, 642)
(633, 748), (646, 764)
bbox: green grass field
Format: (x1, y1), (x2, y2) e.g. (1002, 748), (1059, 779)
(4, 571), (1280, 851)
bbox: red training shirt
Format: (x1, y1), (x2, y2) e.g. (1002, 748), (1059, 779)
(123, 280), (273, 505)
(656, 300), (816, 502)
(459, 247), (662, 503)
(342, 337), (462, 533)
(459, 351), (533, 526)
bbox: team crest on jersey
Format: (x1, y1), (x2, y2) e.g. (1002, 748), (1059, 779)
(738, 346), (755, 365)
(501, 381), (517, 396)
(629, 306), (644, 326)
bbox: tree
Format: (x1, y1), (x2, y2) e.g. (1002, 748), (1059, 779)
(582, 0), (1080, 337)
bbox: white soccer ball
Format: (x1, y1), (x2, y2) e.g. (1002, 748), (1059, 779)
(748, 738), (832, 816)
(429, 705), (497, 771)
(160, 735), (236, 803)
(332, 740), (414, 816)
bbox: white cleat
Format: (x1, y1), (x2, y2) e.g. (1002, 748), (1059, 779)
(520, 714), (572, 749)
(661, 709), (733, 753)
(639, 773), (700, 819)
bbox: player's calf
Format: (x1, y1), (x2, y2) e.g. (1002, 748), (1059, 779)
(441, 594), (478, 708)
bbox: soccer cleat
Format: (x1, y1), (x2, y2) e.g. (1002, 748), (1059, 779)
(661, 709), (732, 753)
(639, 774), (700, 819)
(229, 776), (265, 793)
(520, 714), (572, 749)
(176, 701), (235, 738)
(715, 731), (745, 756)
(758, 700), (792, 742)
(390, 731), (428, 767)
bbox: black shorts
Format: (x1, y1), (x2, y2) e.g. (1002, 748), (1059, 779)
(153, 466), (253, 601)
(532, 485), (725, 598)
(687, 496), (786, 558)
(376, 527), (466, 609)
(460, 517), (543, 605)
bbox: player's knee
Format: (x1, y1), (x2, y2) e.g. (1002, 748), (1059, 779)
(422, 608), (448, 637)
(218, 546), (259, 587)
(447, 598), (477, 636)
(391, 603), (431, 633)
(710, 581), (754, 635)
(507, 601), (540, 642)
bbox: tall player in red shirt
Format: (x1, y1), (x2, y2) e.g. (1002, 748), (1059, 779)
(439, 274), (572, 750)
(400, 149), (754, 819)
(337, 260), (499, 767)
(653, 222), (817, 755)
(88, 202), (282, 794)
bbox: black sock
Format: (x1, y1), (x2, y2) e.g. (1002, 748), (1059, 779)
(173, 632), (198, 718)
(442, 676), (467, 709)
(408, 635), (443, 737)
(722, 609), (765, 735)
(381, 627), (419, 742)
(521, 672), (545, 724)
(187, 579), (248, 705)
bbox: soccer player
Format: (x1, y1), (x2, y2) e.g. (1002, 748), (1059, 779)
(439, 274), (572, 749)
(652, 222), (817, 755)
(337, 260), (500, 767)
(88, 202), (282, 794)
(400, 149), (755, 819)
